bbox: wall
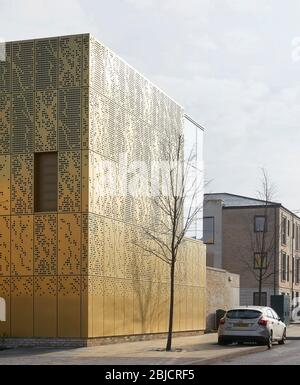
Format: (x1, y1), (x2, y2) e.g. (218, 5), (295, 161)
(203, 198), (223, 268)
(0, 34), (89, 339)
(206, 267), (239, 330)
(0, 34), (206, 341)
(86, 36), (206, 338)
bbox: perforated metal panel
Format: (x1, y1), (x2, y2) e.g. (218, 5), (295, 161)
(12, 41), (34, 92)
(35, 90), (57, 152)
(34, 215), (57, 275)
(0, 217), (10, 276)
(58, 151), (81, 212)
(0, 94), (11, 154)
(36, 38), (58, 90)
(11, 92), (34, 153)
(58, 88), (81, 151)
(0, 43), (11, 94)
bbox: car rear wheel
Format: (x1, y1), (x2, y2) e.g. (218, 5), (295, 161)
(278, 329), (286, 345)
(218, 337), (229, 346)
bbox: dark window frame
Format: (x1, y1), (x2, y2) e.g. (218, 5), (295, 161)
(282, 252), (287, 282)
(253, 252), (267, 270)
(282, 216), (287, 245)
(34, 152), (58, 213)
(254, 215), (267, 233)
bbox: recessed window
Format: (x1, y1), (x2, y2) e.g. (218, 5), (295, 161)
(282, 252), (287, 282)
(254, 252), (267, 270)
(254, 216), (267, 232)
(34, 153), (58, 213)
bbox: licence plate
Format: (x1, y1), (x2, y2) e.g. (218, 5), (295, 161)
(235, 322), (249, 327)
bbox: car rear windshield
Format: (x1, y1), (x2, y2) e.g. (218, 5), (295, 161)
(226, 310), (262, 320)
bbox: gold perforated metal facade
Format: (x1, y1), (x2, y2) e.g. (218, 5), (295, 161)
(0, 34), (206, 340)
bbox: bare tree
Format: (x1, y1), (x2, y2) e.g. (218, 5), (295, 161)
(133, 133), (204, 352)
(242, 168), (277, 305)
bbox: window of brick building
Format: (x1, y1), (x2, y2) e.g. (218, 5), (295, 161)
(282, 217), (287, 245)
(254, 216), (267, 232)
(34, 153), (58, 213)
(254, 252), (267, 270)
(282, 252), (287, 282)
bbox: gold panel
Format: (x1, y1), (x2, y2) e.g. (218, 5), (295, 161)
(81, 276), (91, 338)
(149, 282), (159, 334)
(92, 276), (104, 337)
(179, 285), (187, 332)
(0, 94), (10, 154)
(103, 278), (115, 337)
(35, 38), (58, 90)
(58, 151), (81, 213)
(11, 277), (33, 337)
(123, 279), (134, 335)
(103, 218), (115, 277)
(81, 88), (89, 150)
(114, 221), (125, 279)
(186, 286), (194, 331)
(0, 155), (10, 214)
(58, 214), (81, 275)
(0, 216), (10, 277)
(81, 150), (89, 212)
(35, 90), (57, 152)
(89, 214), (104, 276)
(133, 280), (151, 335)
(11, 92), (34, 153)
(173, 285), (181, 332)
(0, 277), (10, 336)
(11, 154), (33, 215)
(11, 215), (33, 276)
(34, 276), (57, 337)
(82, 35), (90, 88)
(59, 36), (82, 88)
(81, 214), (89, 275)
(12, 41), (34, 92)
(157, 283), (169, 333)
(58, 276), (81, 338)
(114, 279), (125, 336)
(34, 215), (57, 275)
(192, 287), (201, 331)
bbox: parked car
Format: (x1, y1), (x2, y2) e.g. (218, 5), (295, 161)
(218, 306), (286, 349)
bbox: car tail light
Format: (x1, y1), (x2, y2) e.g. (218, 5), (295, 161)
(219, 318), (226, 325)
(258, 318), (268, 326)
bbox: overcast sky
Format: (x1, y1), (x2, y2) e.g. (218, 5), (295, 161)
(1, 0), (300, 210)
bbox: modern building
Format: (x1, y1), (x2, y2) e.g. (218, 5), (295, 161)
(0, 34), (206, 345)
(204, 193), (300, 307)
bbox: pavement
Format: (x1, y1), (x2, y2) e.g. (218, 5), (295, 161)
(1, 326), (299, 365)
(0, 325), (299, 365)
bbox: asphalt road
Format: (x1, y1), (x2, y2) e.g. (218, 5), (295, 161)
(216, 338), (300, 365)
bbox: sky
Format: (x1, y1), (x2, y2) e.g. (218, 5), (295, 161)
(1, 0), (300, 210)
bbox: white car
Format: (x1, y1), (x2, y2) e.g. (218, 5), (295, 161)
(218, 306), (286, 349)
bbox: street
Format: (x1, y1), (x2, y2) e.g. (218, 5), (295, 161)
(217, 337), (300, 365)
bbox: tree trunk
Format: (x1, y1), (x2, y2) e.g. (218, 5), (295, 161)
(166, 258), (175, 352)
